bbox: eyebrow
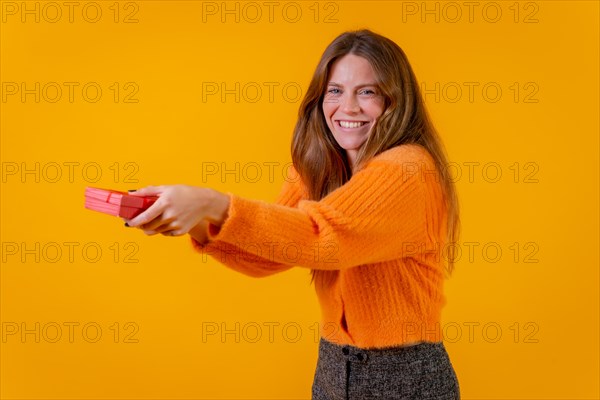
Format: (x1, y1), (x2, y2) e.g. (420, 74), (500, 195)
(327, 81), (379, 89)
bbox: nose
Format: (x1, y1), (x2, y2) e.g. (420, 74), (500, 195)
(341, 93), (360, 114)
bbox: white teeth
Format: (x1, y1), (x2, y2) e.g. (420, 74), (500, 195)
(339, 121), (366, 129)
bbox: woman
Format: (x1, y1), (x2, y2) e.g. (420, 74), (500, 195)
(126, 29), (461, 399)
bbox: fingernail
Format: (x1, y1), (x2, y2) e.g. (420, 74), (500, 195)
(124, 222), (130, 227)
(128, 189), (137, 192)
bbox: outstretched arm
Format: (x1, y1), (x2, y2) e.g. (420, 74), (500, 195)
(201, 146), (443, 270)
(125, 145), (445, 272)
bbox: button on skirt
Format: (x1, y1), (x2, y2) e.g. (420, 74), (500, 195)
(311, 337), (460, 400)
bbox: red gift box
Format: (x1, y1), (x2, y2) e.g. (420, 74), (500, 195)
(84, 187), (158, 219)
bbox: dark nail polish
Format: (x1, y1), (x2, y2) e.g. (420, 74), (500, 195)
(128, 189), (137, 192)
(124, 222), (130, 227)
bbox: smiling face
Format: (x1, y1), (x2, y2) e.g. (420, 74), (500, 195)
(322, 53), (385, 169)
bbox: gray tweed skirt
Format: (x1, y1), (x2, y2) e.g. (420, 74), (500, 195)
(312, 338), (460, 399)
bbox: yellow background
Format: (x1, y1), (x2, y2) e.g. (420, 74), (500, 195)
(1, 1), (598, 399)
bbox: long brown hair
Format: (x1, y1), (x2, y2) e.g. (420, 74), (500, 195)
(290, 29), (460, 287)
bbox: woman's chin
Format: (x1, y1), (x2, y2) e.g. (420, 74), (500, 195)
(336, 141), (367, 152)
(332, 134), (367, 149)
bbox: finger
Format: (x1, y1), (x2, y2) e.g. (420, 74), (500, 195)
(145, 221), (179, 234)
(161, 228), (186, 237)
(141, 215), (174, 232)
(128, 185), (164, 197)
(127, 200), (165, 227)
(143, 223), (177, 235)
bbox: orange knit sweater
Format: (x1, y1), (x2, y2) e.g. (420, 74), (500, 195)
(191, 144), (450, 349)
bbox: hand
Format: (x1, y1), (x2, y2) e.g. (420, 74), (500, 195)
(124, 185), (230, 237)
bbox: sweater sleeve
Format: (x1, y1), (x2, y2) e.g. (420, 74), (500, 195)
(190, 166), (306, 277)
(204, 145), (445, 271)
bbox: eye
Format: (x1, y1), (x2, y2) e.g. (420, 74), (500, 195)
(327, 87), (341, 95)
(359, 88), (376, 96)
